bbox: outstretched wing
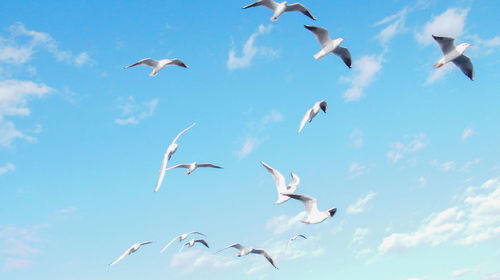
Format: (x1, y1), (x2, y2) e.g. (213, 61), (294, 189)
(298, 108), (313, 133)
(168, 58), (189, 68)
(160, 236), (181, 253)
(332, 46), (352, 68)
(165, 164), (191, 171)
(261, 161), (287, 194)
(251, 249), (278, 269)
(154, 152), (169, 192)
(125, 58), (158, 69)
(304, 25), (331, 48)
(197, 163), (223, 169)
(432, 35), (455, 54)
(452, 55), (474, 81)
(288, 172), (300, 189)
(186, 231), (206, 237)
(283, 194), (318, 215)
(109, 247), (132, 266)
(217, 243), (244, 253)
(195, 239), (210, 248)
(243, 0), (278, 10)
(171, 122), (196, 145)
(285, 3), (315, 20)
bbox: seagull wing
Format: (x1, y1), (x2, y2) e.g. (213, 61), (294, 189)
(295, 234), (307, 240)
(186, 231), (207, 237)
(194, 239), (210, 248)
(167, 58), (189, 68)
(283, 193), (319, 215)
(260, 161), (287, 194)
(165, 164), (191, 171)
(243, 0), (278, 10)
(304, 25), (331, 48)
(160, 236), (181, 253)
(432, 35), (455, 54)
(154, 152), (169, 192)
(125, 58), (158, 69)
(197, 163), (223, 169)
(298, 108), (313, 133)
(285, 3), (315, 20)
(139, 241), (152, 246)
(332, 46), (352, 68)
(452, 55), (474, 81)
(109, 246), (132, 266)
(250, 249), (278, 269)
(217, 243), (245, 253)
(171, 122), (196, 145)
(288, 172), (300, 190)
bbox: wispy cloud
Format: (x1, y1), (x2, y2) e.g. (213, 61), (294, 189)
(234, 137), (260, 158)
(2, 258), (33, 272)
(387, 133), (426, 164)
(415, 8), (469, 46)
(340, 55), (382, 102)
(374, 8), (408, 45)
(114, 96), (158, 125)
(170, 249), (239, 272)
(347, 192), (376, 215)
(227, 24), (278, 70)
(265, 212), (306, 235)
(55, 207), (77, 214)
(0, 162), (15, 175)
(348, 162), (366, 178)
(351, 227), (370, 246)
(462, 127), (477, 140)
(350, 129), (363, 148)
(0, 224), (46, 271)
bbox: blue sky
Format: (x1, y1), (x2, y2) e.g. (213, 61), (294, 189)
(1, 0), (499, 279)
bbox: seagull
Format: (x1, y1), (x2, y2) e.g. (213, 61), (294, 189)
(166, 161), (222, 175)
(260, 161), (300, 204)
(304, 25), (352, 68)
(124, 58), (189, 77)
(160, 232), (206, 253)
(283, 193), (337, 224)
(432, 35), (474, 80)
(287, 234), (307, 248)
(179, 239), (210, 252)
(298, 100), (327, 134)
(242, 0), (315, 21)
(155, 122), (196, 192)
(217, 243), (278, 269)
(109, 241), (152, 266)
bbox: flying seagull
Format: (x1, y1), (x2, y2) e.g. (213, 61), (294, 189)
(109, 241), (152, 266)
(160, 232), (206, 253)
(155, 122), (196, 192)
(287, 234), (307, 248)
(304, 25), (352, 68)
(432, 35), (474, 80)
(242, 0), (315, 21)
(298, 100), (327, 134)
(217, 243), (278, 269)
(283, 193), (337, 224)
(124, 58), (188, 77)
(179, 239), (210, 252)
(166, 161), (222, 175)
(260, 161), (300, 204)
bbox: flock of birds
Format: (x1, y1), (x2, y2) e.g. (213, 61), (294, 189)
(109, 0), (477, 271)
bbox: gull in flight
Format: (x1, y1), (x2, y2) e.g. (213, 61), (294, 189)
(287, 234), (307, 248)
(432, 35), (474, 80)
(217, 243), (278, 269)
(155, 122), (196, 192)
(179, 239), (210, 252)
(166, 161), (222, 175)
(260, 161), (300, 204)
(298, 100), (327, 134)
(304, 25), (352, 68)
(283, 193), (337, 224)
(109, 241), (152, 266)
(242, 0), (315, 21)
(125, 58), (189, 77)
(160, 232), (206, 253)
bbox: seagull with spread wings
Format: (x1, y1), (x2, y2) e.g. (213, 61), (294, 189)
(242, 0), (315, 21)
(298, 100), (327, 134)
(124, 58), (188, 77)
(260, 161), (300, 204)
(109, 241), (152, 266)
(432, 35), (474, 80)
(179, 239), (210, 252)
(287, 234), (307, 248)
(160, 232), (206, 253)
(217, 243), (278, 269)
(304, 25), (352, 68)
(166, 161), (222, 175)
(283, 193), (337, 224)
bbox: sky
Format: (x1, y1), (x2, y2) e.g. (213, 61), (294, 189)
(0, 0), (499, 279)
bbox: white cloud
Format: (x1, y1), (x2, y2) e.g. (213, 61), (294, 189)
(0, 162), (15, 175)
(425, 62), (455, 84)
(350, 129), (363, 148)
(74, 52), (93, 67)
(347, 192), (376, 215)
(451, 268), (471, 278)
(387, 133), (426, 164)
(227, 24), (278, 70)
(374, 8), (408, 45)
(56, 207), (77, 214)
(348, 162), (366, 178)
(261, 110), (283, 126)
(415, 8), (469, 45)
(418, 176), (427, 185)
(355, 248), (373, 259)
(234, 137), (260, 158)
(462, 127), (477, 140)
(341, 55), (382, 102)
(114, 96), (158, 126)
(2, 258), (33, 272)
(461, 158), (480, 171)
(265, 212), (306, 235)
(170, 249), (238, 272)
(351, 227), (370, 246)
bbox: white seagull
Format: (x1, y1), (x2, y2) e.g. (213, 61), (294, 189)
(160, 232), (206, 253)
(304, 25), (352, 68)
(217, 243), (278, 269)
(298, 100), (327, 134)
(242, 0), (315, 21)
(283, 193), (337, 224)
(155, 122), (196, 192)
(109, 241), (152, 266)
(432, 35), (474, 80)
(166, 161), (222, 175)
(260, 161), (300, 204)
(179, 239), (210, 252)
(287, 234), (307, 248)
(125, 58), (189, 77)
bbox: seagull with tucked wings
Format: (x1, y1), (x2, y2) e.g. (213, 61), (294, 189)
(166, 161), (222, 175)
(242, 0), (315, 21)
(155, 122), (196, 192)
(260, 161), (300, 204)
(283, 193), (337, 224)
(432, 35), (474, 80)
(298, 100), (327, 134)
(109, 241), (152, 266)
(287, 234), (307, 248)
(125, 58), (188, 77)
(304, 25), (352, 68)
(217, 243), (278, 269)
(160, 232), (206, 253)
(179, 239), (210, 252)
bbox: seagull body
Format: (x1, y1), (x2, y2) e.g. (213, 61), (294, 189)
(242, 0), (315, 21)
(160, 232), (206, 253)
(260, 161), (300, 204)
(180, 239), (210, 252)
(432, 35), (474, 80)
(217, 243), (278, 269)
(125, 58), (188, 77)
(109, 241), (152, 266)
(287, 234), (307, 248)
(166, 161), (222, 175)
(283, 193), (337, 224)
(155, 123), (196, 192)
(304, 25), (352, 68)
(298, 100), (327, 134)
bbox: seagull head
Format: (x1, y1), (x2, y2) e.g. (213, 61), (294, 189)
(319, 101), (328, 113)
(457, 43), (473, 53)
(327, 207), (337, 217)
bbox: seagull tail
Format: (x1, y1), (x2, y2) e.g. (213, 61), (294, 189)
(313, 50), (328, 60)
